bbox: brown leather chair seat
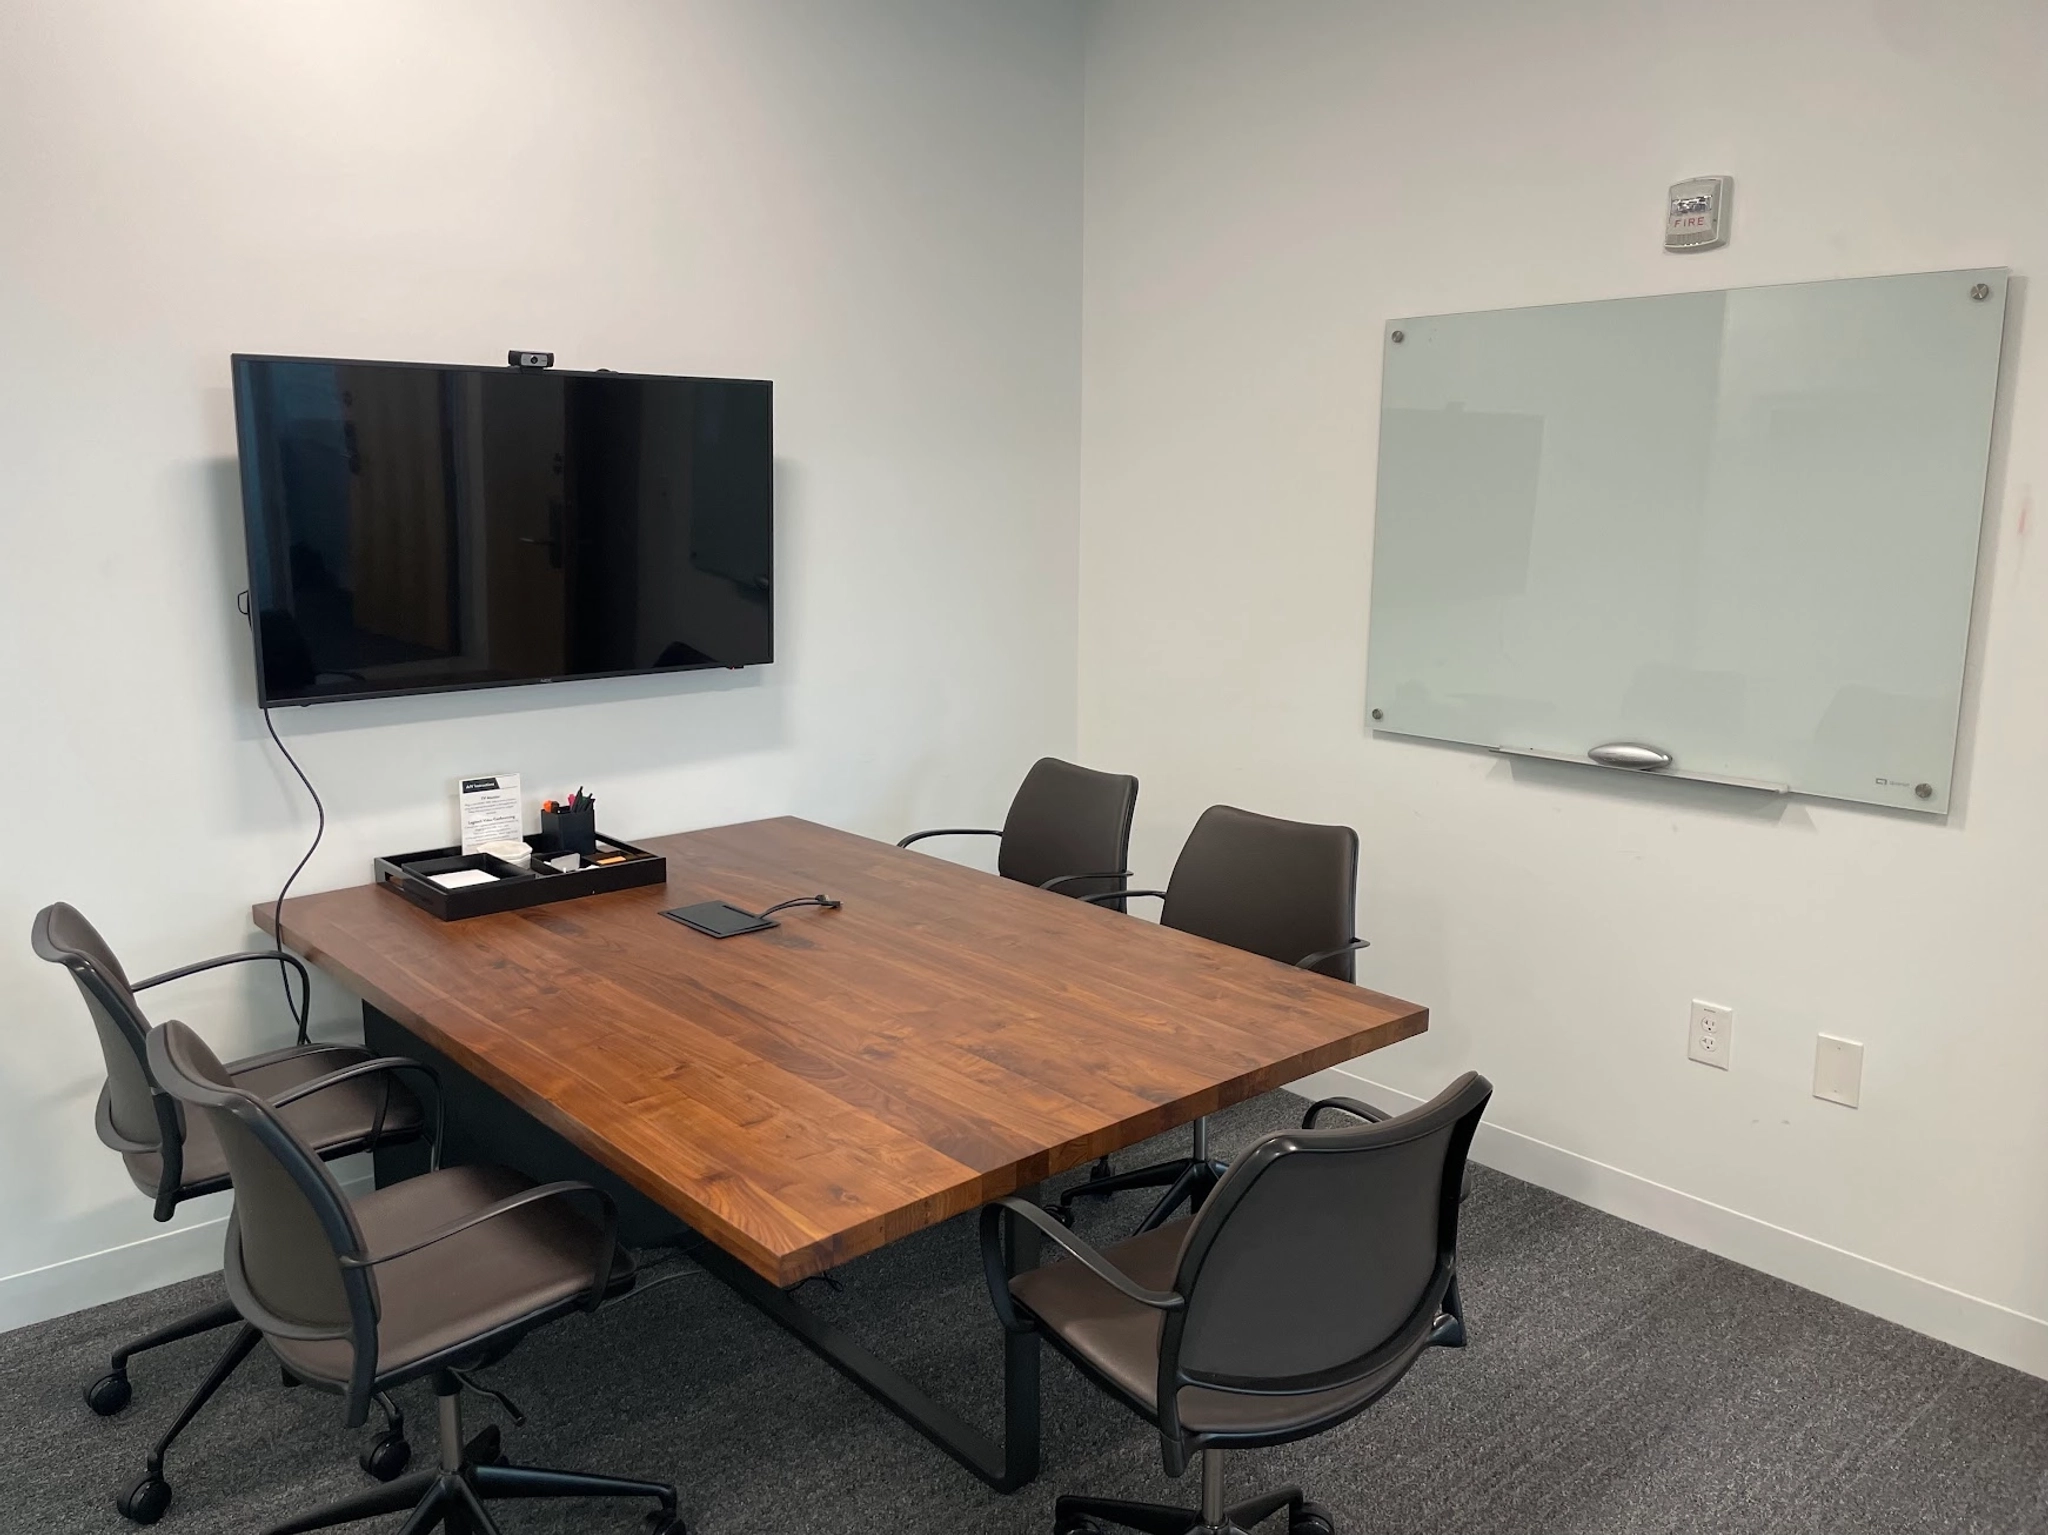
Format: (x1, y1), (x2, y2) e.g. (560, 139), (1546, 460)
(147, 1018), (683, 1535)
(1010, 1221), (1431, 1437)
(119, 1042), (425, 1200)
(267, 1164), (612, 1388)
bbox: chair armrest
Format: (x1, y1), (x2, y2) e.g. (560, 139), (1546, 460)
(1294, 938), (1371, 972)
(977, 1197), (1184, 1332)
(896, 827), (1002, 849)
(1076, 889), (1166, 907)
(268, 1057), (445, 1169)
(340, 1180), (619, 1310)
(1301, 1095), (1392, 1128)
(133, 950), (313, 1043)
(1037, 870), (1133, 892)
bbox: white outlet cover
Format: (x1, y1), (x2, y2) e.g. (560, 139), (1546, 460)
(1814, 1035), (1864, 1107)
(1688, 1000), (1732, 1070)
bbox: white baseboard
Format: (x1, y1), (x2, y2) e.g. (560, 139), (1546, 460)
(0, 1171), (374, 1334)
(1293, 1064), (2048, 1381)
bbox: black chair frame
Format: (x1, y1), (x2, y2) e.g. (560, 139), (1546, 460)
(900, 826), (1132, 900)
(900, 827), (1131, 894)
(31, 905), (436, 1523)
(118, 1050), (443, 1524)
(899, 756), (1139, 911)
(984, 1074), (1489, 1535)
(144, 1022), (680, 1535)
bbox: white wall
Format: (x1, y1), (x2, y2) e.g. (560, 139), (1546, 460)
(0, 0), (1083, 1326)
(10, 0), (2045, 1378)
(1079, 1), (2048, 1372)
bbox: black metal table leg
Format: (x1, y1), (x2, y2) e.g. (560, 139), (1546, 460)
(361, 1004), (1045, 1492)
(1003, 1188), (1043, 1486)
(693, 1190), (1044, 1492)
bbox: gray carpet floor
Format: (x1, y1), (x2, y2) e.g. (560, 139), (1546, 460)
(7, 1090), (2048, 1535)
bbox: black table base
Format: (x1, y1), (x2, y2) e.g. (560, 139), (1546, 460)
(361, 1005), (1043, 1492)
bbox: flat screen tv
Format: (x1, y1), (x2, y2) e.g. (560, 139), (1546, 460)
(232, 355), (773, 706)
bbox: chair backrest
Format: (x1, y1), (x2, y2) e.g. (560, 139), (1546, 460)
(31, 902), (171, 1159)
(1159, 805), (1360, 979)
(996, 757), (1139, 905)
(146, 1019), (382, 1413)
(1160, 1072), (1491, 1435)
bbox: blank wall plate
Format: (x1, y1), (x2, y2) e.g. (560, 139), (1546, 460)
(1688, 1000), (1732, 1069)
(1814, 1035), (1864, 1107)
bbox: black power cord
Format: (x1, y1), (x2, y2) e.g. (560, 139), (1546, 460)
(241, 589), (321, 1036)
(747, 895), (841, 919)
(261, 704), (323, 1036)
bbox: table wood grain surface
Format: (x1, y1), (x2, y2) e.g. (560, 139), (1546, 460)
(258, 817), (1427, 1284)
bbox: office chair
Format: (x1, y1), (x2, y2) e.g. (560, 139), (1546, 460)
(145, 1018), (685, 1535)
(899, 756), (1140, 910)
(983, 1072), (1491, 1535)
(1058, 806), (1372, 1229)
(31, 901), (431, 1524)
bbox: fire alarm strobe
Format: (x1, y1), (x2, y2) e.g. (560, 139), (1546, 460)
(1666, 176), (1730, 251)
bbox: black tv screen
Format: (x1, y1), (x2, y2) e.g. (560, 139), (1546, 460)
(232, 355), (773, 706)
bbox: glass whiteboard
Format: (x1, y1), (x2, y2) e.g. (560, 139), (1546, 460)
(1365, 268), (2008, 814)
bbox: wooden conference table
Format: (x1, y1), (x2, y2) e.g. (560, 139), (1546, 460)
(258, 816), (1427, 1490)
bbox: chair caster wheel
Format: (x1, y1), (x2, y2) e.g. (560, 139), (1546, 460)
(1054, 1519), (1107, 1535)
(1289, 1500), (1336, 1535)
(85, 1371), (133, 1416)
(116, 1473), (172, 1525)
(1043, 1202), (1075, 1228)
(643, 1509), (689, 1535)
(360, 1431), (412, 1481)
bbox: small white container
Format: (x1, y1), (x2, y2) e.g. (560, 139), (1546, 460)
(478, 839), (532, 871)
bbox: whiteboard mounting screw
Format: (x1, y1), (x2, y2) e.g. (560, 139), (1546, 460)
(1390, 330), (1405, 343)
(1915, 782), (1933, 799)
(1371, 708), (1384, 720)
(1970, 283), (1991, 300)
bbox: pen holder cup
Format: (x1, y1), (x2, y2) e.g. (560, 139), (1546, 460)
(541, 806), (598, 858)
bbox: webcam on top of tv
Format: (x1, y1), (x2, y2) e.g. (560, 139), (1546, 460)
(508, 350), (554, 370)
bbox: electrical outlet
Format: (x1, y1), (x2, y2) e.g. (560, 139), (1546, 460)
(1688, 1000), (1732, 1069)
(1814, 1035), (1863, 1107)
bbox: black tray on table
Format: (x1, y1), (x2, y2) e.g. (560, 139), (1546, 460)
(373, 833), (666, 921)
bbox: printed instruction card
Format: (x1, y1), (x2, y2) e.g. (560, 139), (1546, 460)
(458, 773), (522, 854)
